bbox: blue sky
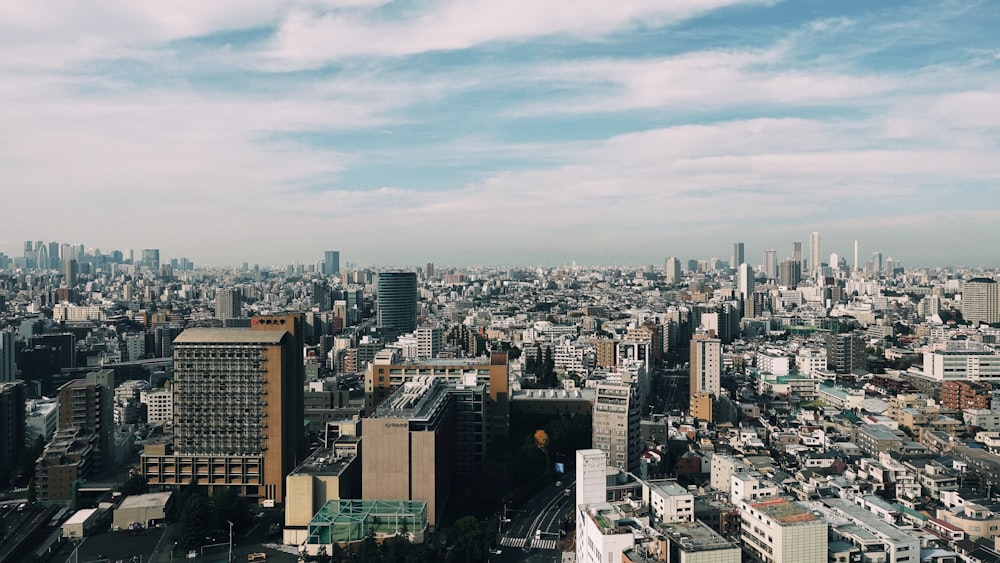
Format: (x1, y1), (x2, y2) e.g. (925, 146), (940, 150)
(1, 0), (999, 268)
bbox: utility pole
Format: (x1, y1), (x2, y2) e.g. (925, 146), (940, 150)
(228, 520), (234, 563)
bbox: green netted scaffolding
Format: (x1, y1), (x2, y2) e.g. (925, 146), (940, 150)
(306, 500), (428, 544)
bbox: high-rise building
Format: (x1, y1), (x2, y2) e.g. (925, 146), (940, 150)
(323, 251), (340, 276)
(763, 249), (777, 280)
(825, 333), (867, 374)
(415, 326), (442, 360)
(853, 240), (859, 274)
(141, 321), (304, 503)
(592, 381), (641, 473)
(425, 262), (434, 279)
(215, 287), (243, 320)
(690, 335), (721, 396)
(362, 377), (456, 526)
(575, 449), (607, 509)
(0, 381), (25, 485)
(0, 330), (14, 383)
(62, 258), (79, 285)
(809, 230), (821, 277)
(738, 263), (754, 300)
(57, 369), (114, 471)
(664, 257), (681, 284)
(872, 251), (883, 275)
(731, 242), (745, 269)
(792, 241), (802, 266)
(377, 272), (417, 340)
(962, 278), (1000, 325)
(779, 259), (801, 288)
(141, 249), (160, 270)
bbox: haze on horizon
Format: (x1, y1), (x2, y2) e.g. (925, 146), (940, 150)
(1, 1), (999, 268)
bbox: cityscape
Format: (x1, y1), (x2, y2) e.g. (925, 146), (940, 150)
(3, 1), (1000, 563)
(1, 237), (1000, 563)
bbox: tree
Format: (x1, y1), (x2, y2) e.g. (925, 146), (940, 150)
(449, 516), (491, 563)
(119, 474), (148, 496)
(178, 494), (212, 550)
(534, 429), (550, 469)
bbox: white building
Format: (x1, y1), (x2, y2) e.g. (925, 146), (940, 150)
(795, 348), (827, 376)
(643, 480), (694, 523)
(25, 397), (58, 441)
(739, 497), (827, 563)
(140, 388), (173, 425)
(923, 348), (1000, 381)
(757, 350), (790, 376)
(709, 453), (748, 494)
(965, 408), (1000, 431)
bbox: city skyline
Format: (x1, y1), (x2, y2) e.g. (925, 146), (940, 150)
(1, 1), (999, 267)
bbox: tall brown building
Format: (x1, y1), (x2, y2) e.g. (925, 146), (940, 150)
(141, 318), (304, 504)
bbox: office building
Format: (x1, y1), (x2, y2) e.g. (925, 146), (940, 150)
(141, 321), (304, 503)
(923, 347), (1000, 381)
(63, 258), (79, 285)
(657, 521), (741, 563)
(323, 251), (340, 276)
(763, 249), (777, 280)
(592, 381), (641, 473)
(415, 326), (443, 360)
(0, 329), (14, 382)
(665, 257), (681, 284)
(791, 241), (802, 265)
(809, 230), (820, 277)
(738, 263), (754, 300)
(215, 287), (243, 320)
(778, 259), (801, 288)
(140, 387), (173, 424)
(377, 271), (417, 340)
(739, 497), (827, 563)
(366, 352), (509, 442)
(962, 278), (1000, 325)
(361, 377), (455, 526)
(731, 242), (745, 269)
(0, 381), (25, 483)
(141, 249), (160, 270)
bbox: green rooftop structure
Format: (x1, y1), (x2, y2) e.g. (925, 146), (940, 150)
(303, 500), (428, 554)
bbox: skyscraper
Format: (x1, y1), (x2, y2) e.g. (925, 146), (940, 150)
(779, 259), (801, 288)
(323, 251), (340, 276)
(792, 241), (803, 266)
(664, 257), (681, 284)
(377, 272), (418, 340)
(809, 230), (821, 277)
(141, 249), (160, 270)
(738, 263), (754, 300)
(0, 330), (14, 383)
(853, 240), (859, 275)
(63, 258), (78, 285)
(731, 242), (745, 269)
(142, 321), (304, 502)
(763, 249), (777, 280)
(872, 251), (883, 275)
(0, 381), (25, 484)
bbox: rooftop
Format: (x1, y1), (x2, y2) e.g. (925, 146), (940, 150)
(660, 520), (738, 552)
(750, 497), (819, 524)
(118, 492), (173, 510)
(173, 328), (287, 344)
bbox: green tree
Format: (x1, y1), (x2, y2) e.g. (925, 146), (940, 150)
(119, 474), (148, 496)
(178, 494), (212, 550)
(449, 516), (491, 563)
(210, 486), (254, 536)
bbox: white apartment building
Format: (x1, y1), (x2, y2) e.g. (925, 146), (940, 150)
(812, 498), (920, 563)
(757, 350), (790, 376)
(739, 497), (827, 563)
(732, 472), (780, 503)
(643, 480), (694, 523)
(709, 453), (748, 494)
(795, 347), (827, 376)
(140, 388), (173, 424)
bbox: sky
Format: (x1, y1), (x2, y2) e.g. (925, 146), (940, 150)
(1, 0), (999, 269)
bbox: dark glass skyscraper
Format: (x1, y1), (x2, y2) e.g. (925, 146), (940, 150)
(323, 250), (340, 276)
(377, 271), (417, 340)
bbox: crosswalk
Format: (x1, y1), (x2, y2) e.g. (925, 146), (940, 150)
(499, 536), (558, 550)
(500, 536), (526, 548)
(532, 538), (557, 550)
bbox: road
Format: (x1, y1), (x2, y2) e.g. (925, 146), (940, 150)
(496, 476), (574, 562)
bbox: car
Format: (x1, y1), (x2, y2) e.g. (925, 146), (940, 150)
(564, 488), (572, 497)
(555, 481), (562, 487)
